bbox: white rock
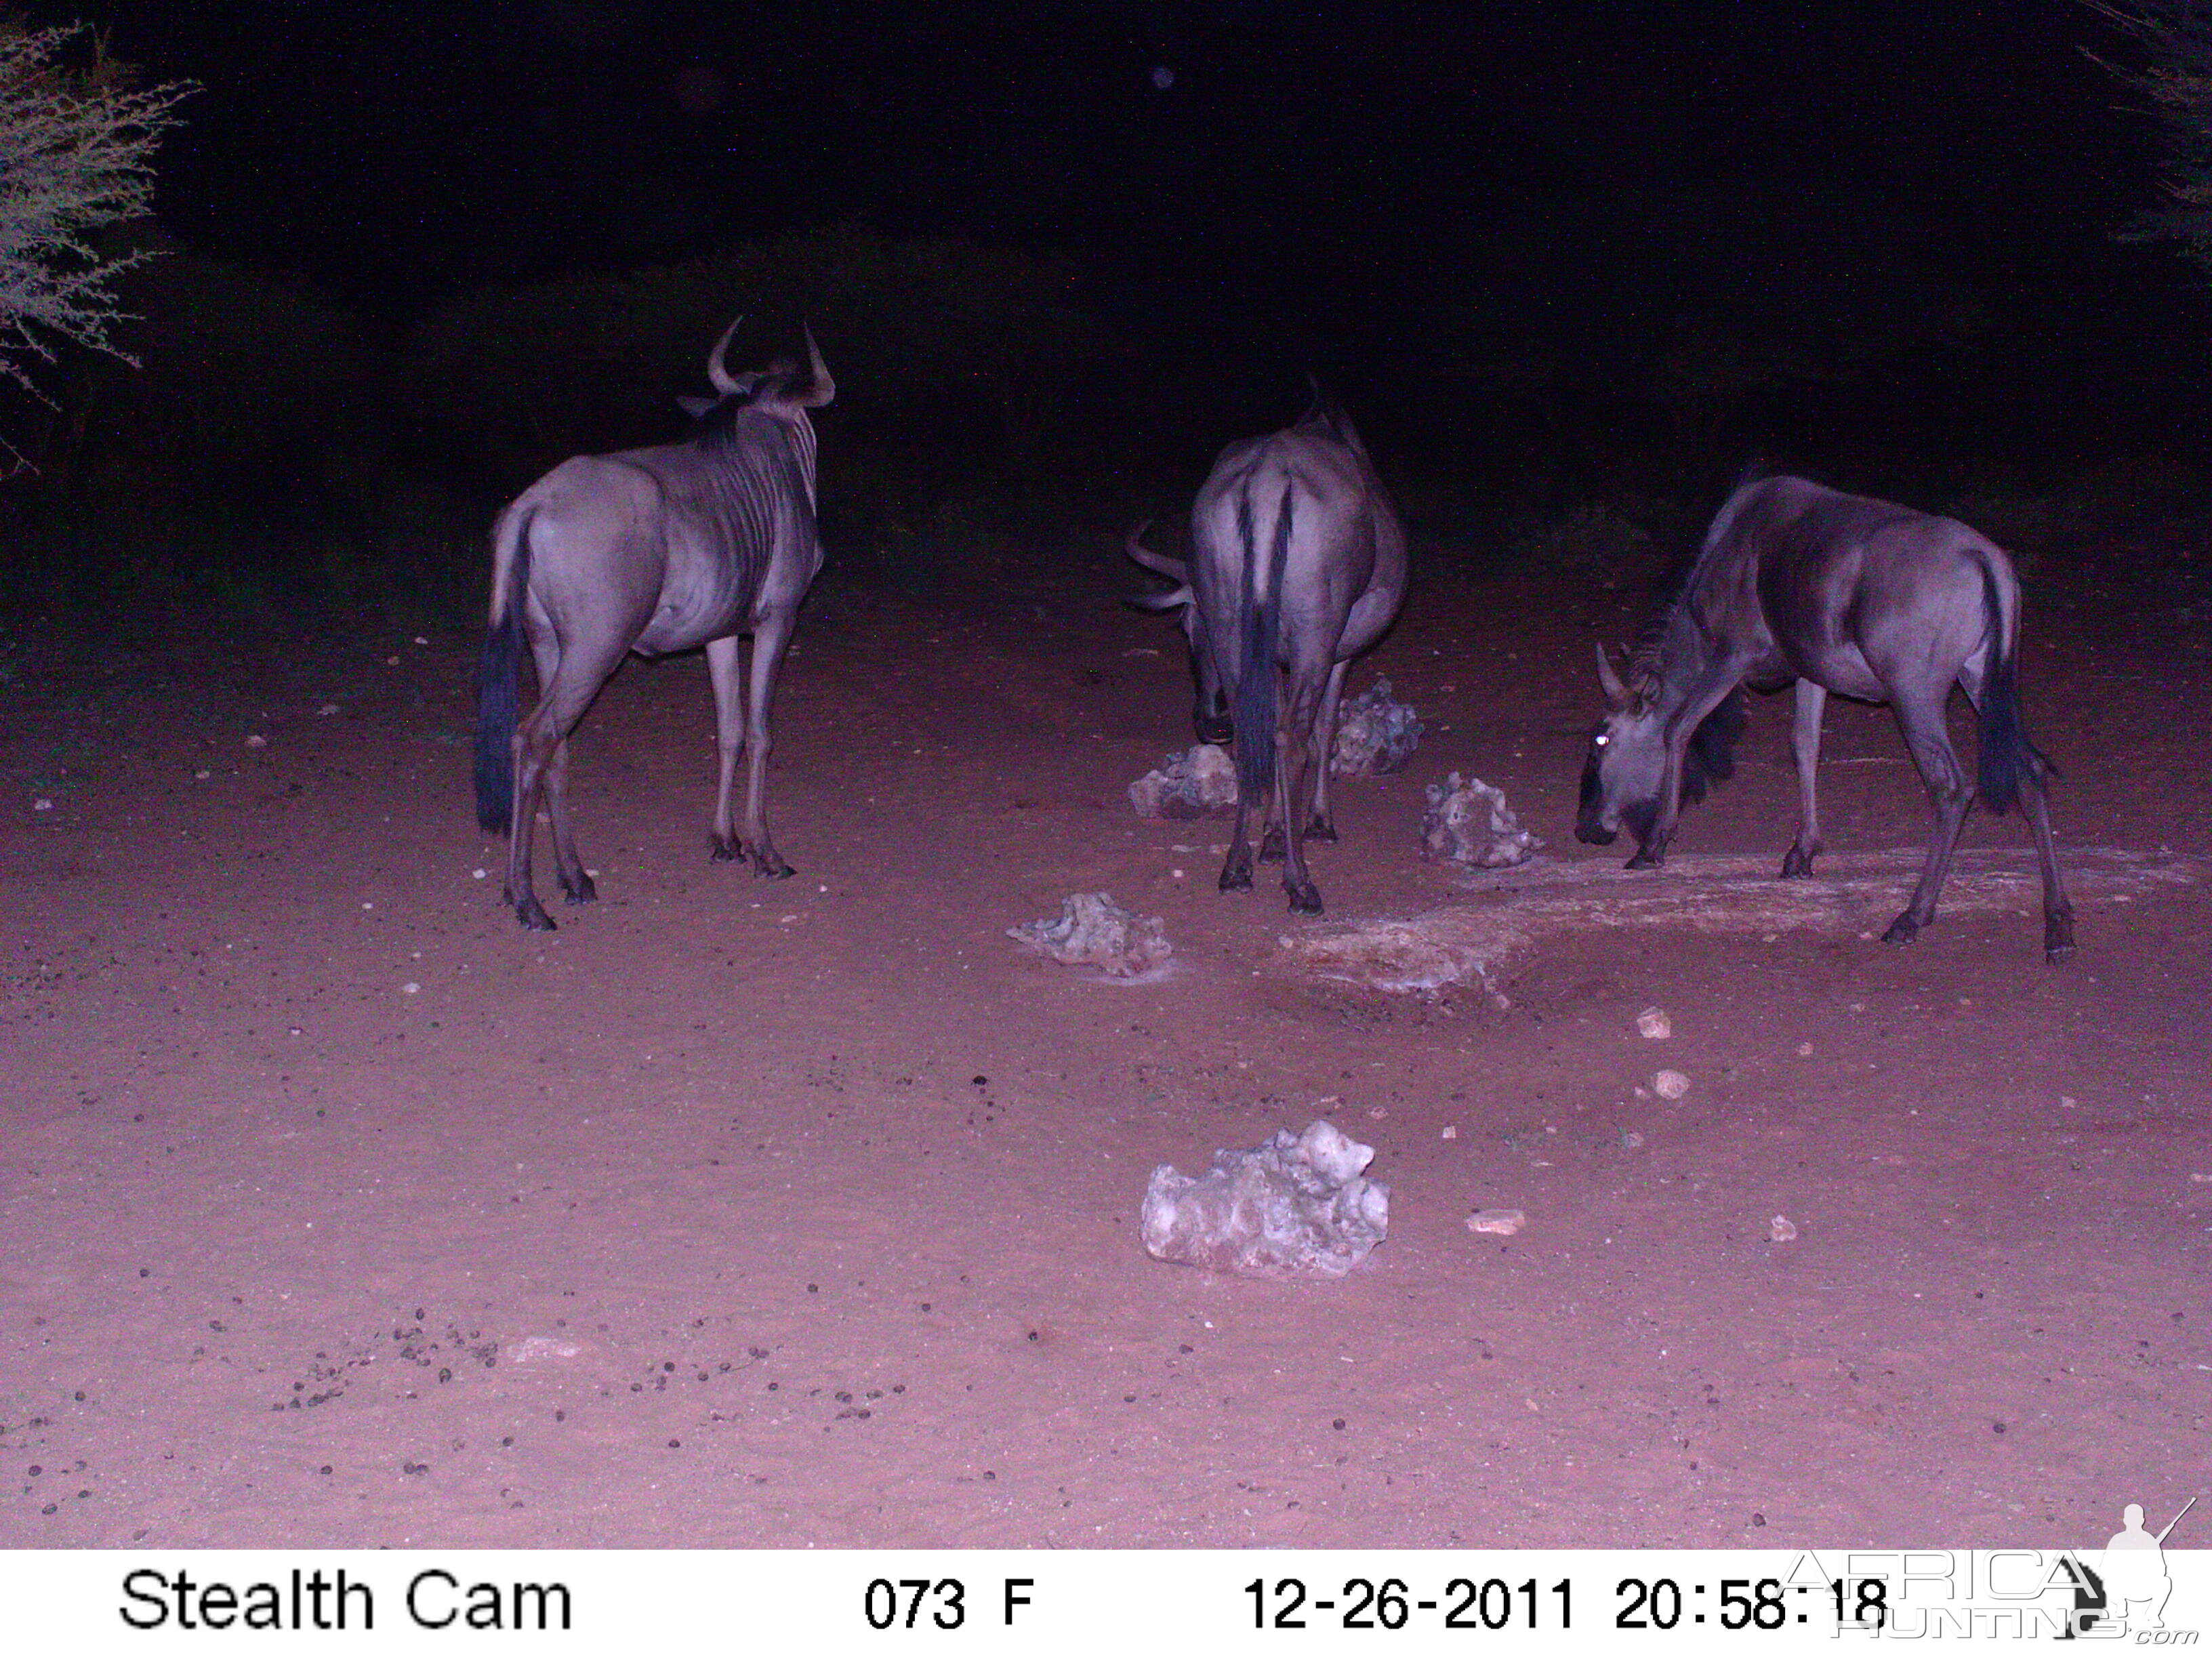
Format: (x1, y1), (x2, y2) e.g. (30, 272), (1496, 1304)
(1654, 1069), (1692, 1101)
(1767, 1214), (1800, 1243)
(1330, 678), (1424, 777)
(506, 1336), (583, 1363)
(1141, 1120), (1388, 1278)
(245, 733), (267, 748)
(1635, 1006), (1671, 1040)
(1420, 772), (1542, 868)
(1128, 743), (1238, 818)
(1466, 1208), (1525, 1236)
(1009, 892), (1171, 977)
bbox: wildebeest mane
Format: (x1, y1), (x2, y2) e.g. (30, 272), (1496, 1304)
(1679, 688), (1744, 805)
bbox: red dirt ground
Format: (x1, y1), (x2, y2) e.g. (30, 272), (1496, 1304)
(3, 544), (2206, 1549)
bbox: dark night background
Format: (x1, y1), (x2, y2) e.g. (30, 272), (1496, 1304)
(10, 0), (2209, 612)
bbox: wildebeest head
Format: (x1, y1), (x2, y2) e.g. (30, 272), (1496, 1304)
(1576, 643), (1668, 848)
(1576, 643), (1744, 851)
(1125, 522), (1231, 744)
(678, 318), (836, 426)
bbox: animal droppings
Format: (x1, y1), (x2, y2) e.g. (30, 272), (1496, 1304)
(1141, 1120), (1389, 1279)
(1008, 892), (1172, 978)
(1654, 1069), (1692, 1100)
(1126, 743), (1238, 818)
(1767, 1215), (1800, 1243)
(1636, 1006), (1672, 1040)
(1330, 678), (1424, 777)
(1420, 773), (1542, 868)
(1465, 1208), (1525, 1236)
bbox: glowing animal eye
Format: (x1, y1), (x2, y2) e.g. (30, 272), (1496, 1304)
(1594, 734), (1610, 747)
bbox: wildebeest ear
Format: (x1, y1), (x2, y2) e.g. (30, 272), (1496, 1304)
(678, 394), (717, 419)
(1595, 642), (1629, 710)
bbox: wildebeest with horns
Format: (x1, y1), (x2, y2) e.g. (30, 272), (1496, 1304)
(473, 319), (833, 930)
(1574, 472), (2074, 962)
(1128, 386), (1408, 914)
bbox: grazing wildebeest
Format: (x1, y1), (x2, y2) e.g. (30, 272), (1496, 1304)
(1128, 388), (1408, 914)
(1574, 473), (2074, 962)
(473, 320), (833, 931)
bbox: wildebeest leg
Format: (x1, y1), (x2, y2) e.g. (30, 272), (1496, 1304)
(525, 632), (596, 907)
(738, 611), (798, 878)
(1275, 661), (1330, 914)
(1303, 659), (1350, 844)
(2021, 768), (2076, 963)
(705, 633), (747, 863)
(1882, 693), (1973, 946)
(508, 642), (623, 932)
(1220, 769), (1260, 892)
(1626, 668), (1744, 869)
(1780, 680), (1827, 878)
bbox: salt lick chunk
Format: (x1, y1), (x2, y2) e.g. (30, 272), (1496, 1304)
(1420, 773), (1542, 869)
(1008, 891), (1172, 977)
(1330, 678), (1424, 777)
(1140, 1119), (1390, 1278)
(1127, 743), (1239, 819)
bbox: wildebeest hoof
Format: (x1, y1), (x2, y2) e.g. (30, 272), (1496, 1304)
(2045, 914), (2076, 964)
(1779, 846), (1816, 879)
(559, 872), (598, 905)
(710, 836), (739, 863)
(752, 853), (796, 879)
(1258, 827), (1286, 863)
(515, 899), (557, 932)
(1285, 880), (1324, 916)
(1304, 818), (1339, 844)
(1624, 852), (1661, 871)
(1218, 861), (1254, 894)
(1881, 912), (1921, 946)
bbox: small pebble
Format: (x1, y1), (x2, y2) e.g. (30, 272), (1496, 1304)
(1768, 1215), (1799, 1243)
(245, 734), (267, 748)
(1635, 1007), (1671, 1040)
(1622, 1130), (1645, 1149)
(1466, 1208), (1525, 1236)
(1654, 1069), (1691, 1101)
(33, 798), (52, 811)
(1796, 1042), (1814, 1057)
(472, 868), (487, 880)
(194, 769), (211, 780)
(1439, 1124), (1458, 1140)
(403, 982), (420, 995)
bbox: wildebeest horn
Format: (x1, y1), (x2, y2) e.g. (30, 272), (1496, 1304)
(705, 315), (746, 394)
(1124, 520), (1189, 583)
(1595, 642), (1629, 709)
(793, 325), (834, 409)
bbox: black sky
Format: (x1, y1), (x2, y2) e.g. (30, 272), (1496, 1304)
(82, 0), (2192, 330)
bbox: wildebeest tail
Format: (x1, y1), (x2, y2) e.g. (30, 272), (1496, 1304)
(473, 508), (533, 834)
(1974, 560), (2052, 815)
(1234, 479), (1294, 798)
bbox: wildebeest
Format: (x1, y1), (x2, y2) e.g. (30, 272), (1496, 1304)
(1574, 473), (2074, 962)
(473, 320), (833, 930)
(1128, 388), (1408, 914)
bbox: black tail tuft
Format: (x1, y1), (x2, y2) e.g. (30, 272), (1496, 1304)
(473, 515), (532, 834)
(1975, 562), (2052, 816)
(1233, 480), (1294, 800)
